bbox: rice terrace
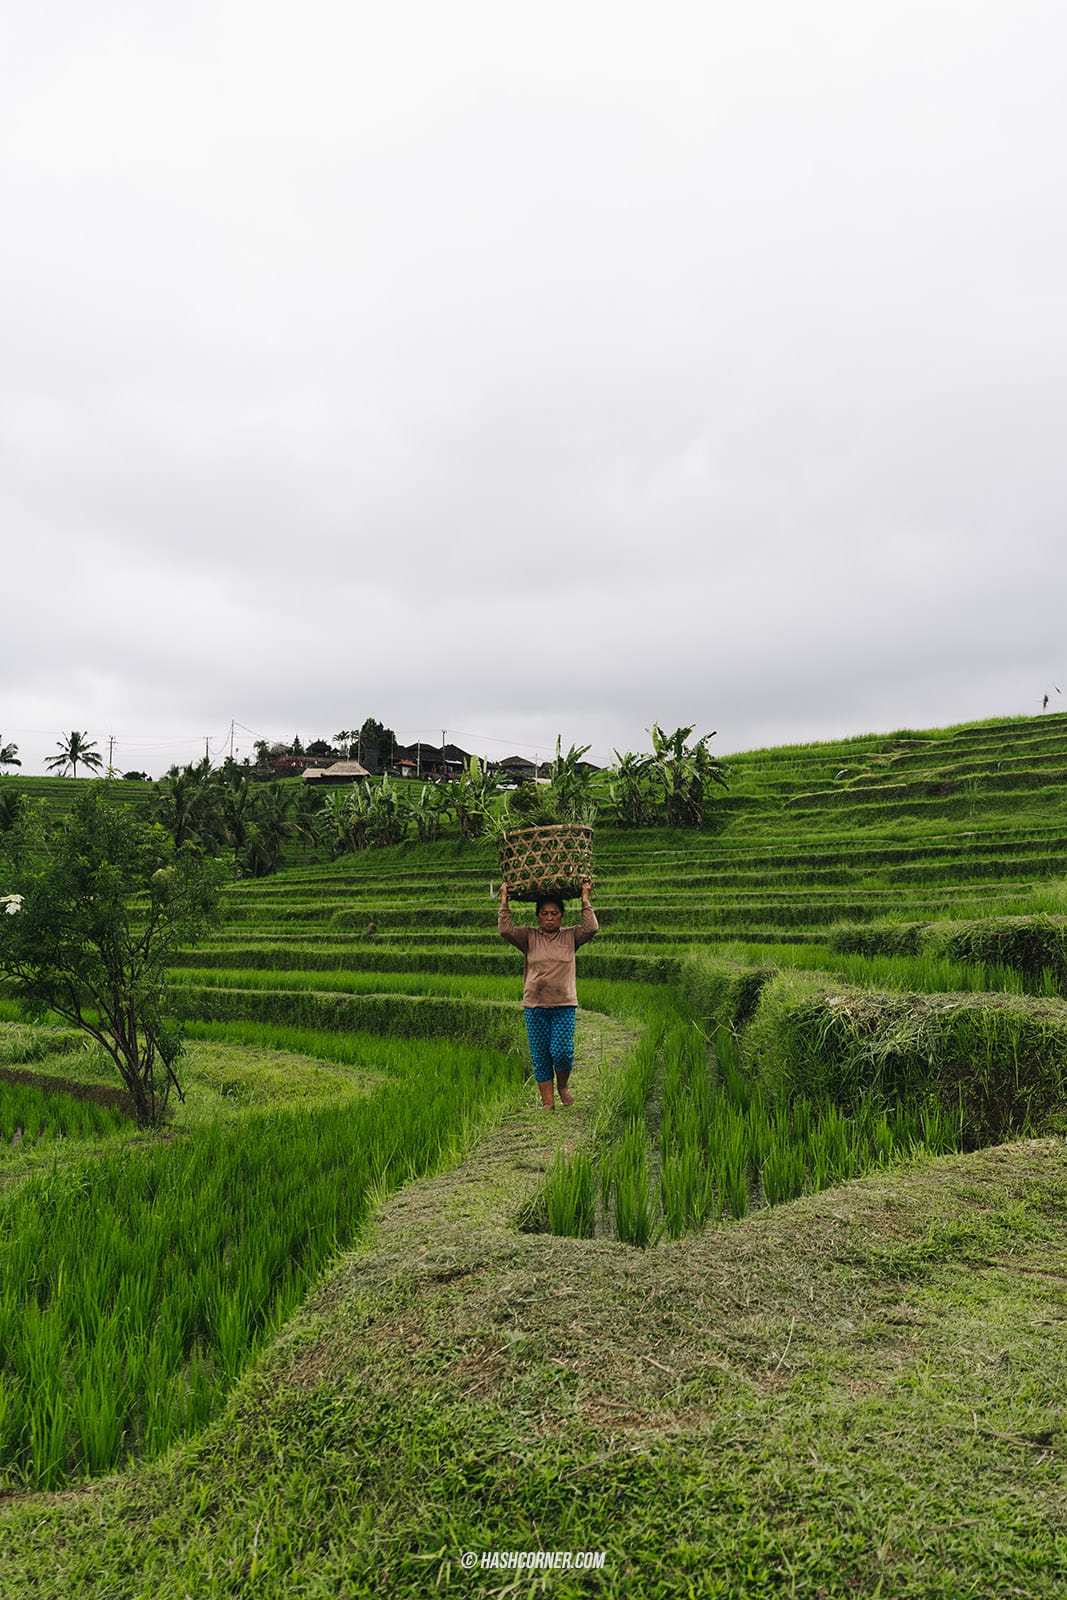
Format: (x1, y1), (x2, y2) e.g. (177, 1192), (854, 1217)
(1, 712), (1066, 1597)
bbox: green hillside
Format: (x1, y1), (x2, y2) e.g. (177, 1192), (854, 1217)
(2, 711), (1066, 1596)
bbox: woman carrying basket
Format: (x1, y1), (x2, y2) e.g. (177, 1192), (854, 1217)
(498, 879), (598, 1109)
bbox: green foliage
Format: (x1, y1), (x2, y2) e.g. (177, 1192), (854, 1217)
(608, 748), (655, 826)
(0, 787), (226, 1124)
(605, 724), (729, 827)
(647, 722), (729, 827)
(0, 783), (24, 836)
(542, 1147), (596, 1237)
(538, 1013), (967, 1245)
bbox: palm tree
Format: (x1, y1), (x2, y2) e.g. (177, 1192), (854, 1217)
(46, 731), (103, 779)
(0, 738), (20, 771)
(247, 781), (295, 875)
(154, 759), (222, 851)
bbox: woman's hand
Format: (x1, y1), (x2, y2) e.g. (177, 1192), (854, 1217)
(499, 881), (510, 906)
(580, 879), (592, 906)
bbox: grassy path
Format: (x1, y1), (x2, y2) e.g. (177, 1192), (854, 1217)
(2, 1005), (1066, 1596)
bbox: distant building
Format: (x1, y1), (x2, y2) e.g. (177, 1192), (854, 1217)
(303, 759), (372, 784)
(497, 755), (538, 780)
(390, 742), (472, 779)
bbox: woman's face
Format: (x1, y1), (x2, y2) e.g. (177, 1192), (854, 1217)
(537, 901), (563, 932)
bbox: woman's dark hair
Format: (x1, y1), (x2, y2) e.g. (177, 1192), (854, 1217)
(535, 893), (565, 915)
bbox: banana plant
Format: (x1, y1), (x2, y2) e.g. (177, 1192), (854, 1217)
(450, 755), (502, 840)
(550, 737), (599, 824)
(317, 789), (367, 855)
(608, 749), (655, 827)
(647, 723), (729, 827)
(409, 782), (452, 844)
(362, 775), (407, 847)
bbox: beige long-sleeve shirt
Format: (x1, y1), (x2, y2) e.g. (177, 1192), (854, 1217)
(498, 902), (599, 1007)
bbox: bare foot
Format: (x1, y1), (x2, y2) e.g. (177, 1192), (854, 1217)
(558, 1087), (574, 1106)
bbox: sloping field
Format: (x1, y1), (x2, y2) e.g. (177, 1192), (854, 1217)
(1, 711), (1066, 1595)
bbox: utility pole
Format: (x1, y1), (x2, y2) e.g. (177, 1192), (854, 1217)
(107, 733), (115, 776)
(229, 720), (235, 762)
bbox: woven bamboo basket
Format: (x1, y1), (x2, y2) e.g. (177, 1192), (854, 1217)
(498, 824), (595, 902)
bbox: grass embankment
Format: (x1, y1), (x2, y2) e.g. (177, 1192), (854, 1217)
(2, 1089), (1065, 1597)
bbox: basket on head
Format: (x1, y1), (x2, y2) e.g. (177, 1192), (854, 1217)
(498, 824), (594, 902)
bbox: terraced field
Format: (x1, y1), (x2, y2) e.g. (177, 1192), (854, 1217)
(2, 711), (1066, 1596)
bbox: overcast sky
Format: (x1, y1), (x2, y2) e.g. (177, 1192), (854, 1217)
(3, 1), (1066, 778)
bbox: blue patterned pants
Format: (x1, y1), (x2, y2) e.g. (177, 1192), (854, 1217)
(524, 1006), (577, 1082)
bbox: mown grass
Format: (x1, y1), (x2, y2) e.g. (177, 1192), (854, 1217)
(1, 1109), (1064, 1598)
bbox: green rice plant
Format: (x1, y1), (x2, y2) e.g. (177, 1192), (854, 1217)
(0, 1030), (521, 1491)
(611, 1118), (653, 1247)
(543, 1149), (596, 1239)
(713, 1107), (750, 1220)
(0, 1082), (128, 1146)
(760, 1138), (807, 1206)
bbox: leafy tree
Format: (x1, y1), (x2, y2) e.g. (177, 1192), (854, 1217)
(291, 782), (324, 862)
(334, 719), (397, 770)
(0, 738), (21, 771)
(365, 775), (409, 847)
(358, 718), (396, 773)
(45, 731), (104, 779)
(0, 787), (225, 1125)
